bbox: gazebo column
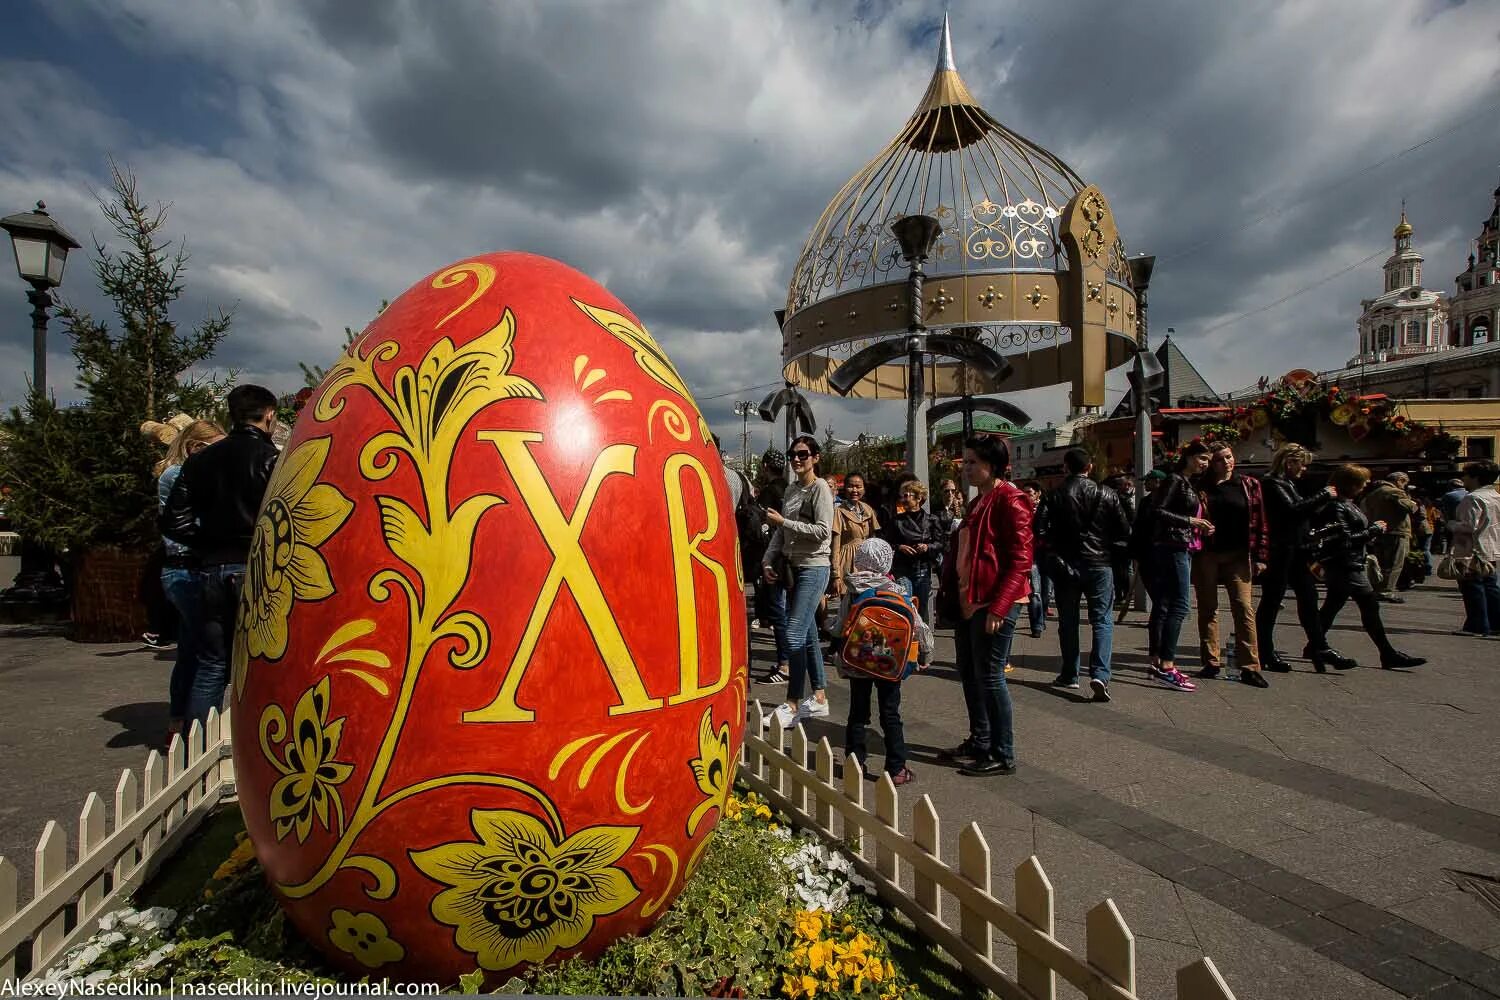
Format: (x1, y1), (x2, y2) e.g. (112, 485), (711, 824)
(1060, 185), (1120, 412)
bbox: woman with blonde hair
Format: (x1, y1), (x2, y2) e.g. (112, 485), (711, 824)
(1256, 443), (1338, 671)
(156, 419), (225, 741)
(883, 479), (945, 620)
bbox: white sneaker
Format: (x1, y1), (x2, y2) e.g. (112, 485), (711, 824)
(799, 698), (831, 719)
(773, 703), (798, 729)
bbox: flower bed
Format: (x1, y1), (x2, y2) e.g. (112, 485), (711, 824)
(44, 791), (980, 999)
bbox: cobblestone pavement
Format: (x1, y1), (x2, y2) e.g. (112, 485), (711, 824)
(3, 582), (1498, 998)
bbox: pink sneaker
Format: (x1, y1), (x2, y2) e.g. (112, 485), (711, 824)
(1149, 666), (1196, 692)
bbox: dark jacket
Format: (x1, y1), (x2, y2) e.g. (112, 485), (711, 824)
(161, 425), (279, 566)
(937, 481), (1033, 619)
(1260, 473), (1332, 553)
(1359, 481), (1417, 540)
(1035, 475), (1131, 567)
(884, 508), (946, 578)
(1150, 473), (1200, 550)
(1193, 472), (1271, 564)
(1310, 499), (1385, 577)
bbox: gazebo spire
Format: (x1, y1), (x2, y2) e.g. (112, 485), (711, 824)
(937, 11), (956, 71)
(909, 13), (983, 149)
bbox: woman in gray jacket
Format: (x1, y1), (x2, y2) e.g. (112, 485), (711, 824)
(762, 434), (836, 729)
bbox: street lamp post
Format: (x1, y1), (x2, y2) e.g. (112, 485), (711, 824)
(0, 201), (79, 606)
(732, 400), (755, 472)
(891, 214), (943, 483)
(1126, 253), (1159, 507)
(1, 201), (81, 399)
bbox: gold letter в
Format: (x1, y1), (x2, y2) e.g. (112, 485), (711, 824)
(663, 455), (732, 706)
(465, 431), (661, 722)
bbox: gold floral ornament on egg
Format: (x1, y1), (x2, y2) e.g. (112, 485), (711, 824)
(233, 436), (354, 697)
(410, 807), (640, 971)
(261, 676), (355, 843)
(328, 909), (406, 970)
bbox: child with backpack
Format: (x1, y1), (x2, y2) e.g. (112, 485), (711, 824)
(832, 538), (933, 786)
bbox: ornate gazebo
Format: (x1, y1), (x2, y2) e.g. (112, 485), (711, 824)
(781, 16), (1145, 468)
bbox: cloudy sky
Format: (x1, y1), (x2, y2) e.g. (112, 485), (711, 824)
(2, 0), (1498, 451)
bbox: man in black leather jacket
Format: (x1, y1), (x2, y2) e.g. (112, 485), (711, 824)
(1035, 448), (1131, 702)
(161, 384), (280, 724)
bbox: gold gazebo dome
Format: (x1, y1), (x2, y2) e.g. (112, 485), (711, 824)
(1393, 209), (1413, 240)
(781, 15), (1142, 409)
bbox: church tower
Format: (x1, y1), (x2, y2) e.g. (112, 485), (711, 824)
(1450, 177), (1500, 348)
(1354, 206), (1448, 364)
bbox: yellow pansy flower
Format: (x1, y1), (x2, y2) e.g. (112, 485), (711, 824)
(794, 910), (824, 941)
(328, 909), (405, 969)
(234, 437), (353, 696)
(410, 807), (639, 971)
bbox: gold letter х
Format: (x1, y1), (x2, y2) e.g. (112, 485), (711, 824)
(465, 431), (660, 722)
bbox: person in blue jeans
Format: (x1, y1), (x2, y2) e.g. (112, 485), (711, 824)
(936, 434), (1033, 776)
(154, 420), (225, 745)
(1018, 481), (1046, 637)
(761, 435), (836, 728)
(1450, 460), (1500, 636)
(1034, 448), (1131, 702)
(161, 385), (281, 727)
(1146, 443), (1215, 690)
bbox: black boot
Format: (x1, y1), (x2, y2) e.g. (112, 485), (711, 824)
(1380, 651), (1426, 670)
(1264, 653), (1293, 673)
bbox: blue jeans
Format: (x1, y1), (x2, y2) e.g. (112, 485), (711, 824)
(762, 583), (791, 665)
(896, 570), (932, 623)
(1027, 565), (1044, 635)
(188, 564), (244, 726)
(785, 565), (831, 701)
(953, 605), (1020, 764)
(1459, 570), (1500, 636)
(161, 568), (203, 722)
(1053, 564), (1114, 684)
(1147, 548), (1192, 663)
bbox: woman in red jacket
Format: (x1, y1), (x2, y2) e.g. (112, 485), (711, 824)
(937, 435), (1033, 776)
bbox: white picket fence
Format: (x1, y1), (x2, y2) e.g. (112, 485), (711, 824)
(742, 700), (1239, 1000)
(2, 699), (1237, 997)
(0, 707), (235, 980)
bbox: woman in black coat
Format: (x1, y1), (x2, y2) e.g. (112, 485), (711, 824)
(883, 479), (946, 620)
(1310, 464), (1426, 670)
(1256, 444), (1337, 670)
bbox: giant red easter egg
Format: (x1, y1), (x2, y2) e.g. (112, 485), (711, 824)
(230, 252), (748, 983)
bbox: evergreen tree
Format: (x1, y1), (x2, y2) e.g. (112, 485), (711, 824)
(0, 162), (233, 552)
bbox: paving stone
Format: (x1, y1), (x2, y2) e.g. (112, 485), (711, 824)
(1250, 867), (1321, 899)
(1325, 900), (1404, 936)
(1279, 913), (1353, 950)
(1177, 865), (1237, 891)
(1285, 880), (1359, 915)
(1316, 931), (1407, 977)
(1422, 980), (1496, 1000)
(1391, 891), (1500, 953)
(1364, 956), (1458, 995)
(1216, 851), (1279, 879)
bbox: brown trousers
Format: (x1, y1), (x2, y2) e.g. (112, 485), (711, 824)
(1193, 549), (1260, 669)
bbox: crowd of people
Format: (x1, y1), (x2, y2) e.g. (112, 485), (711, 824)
(742, 432), (1500, 784)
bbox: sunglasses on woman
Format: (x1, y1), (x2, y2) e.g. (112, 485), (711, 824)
(788, 450), (813, 459)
